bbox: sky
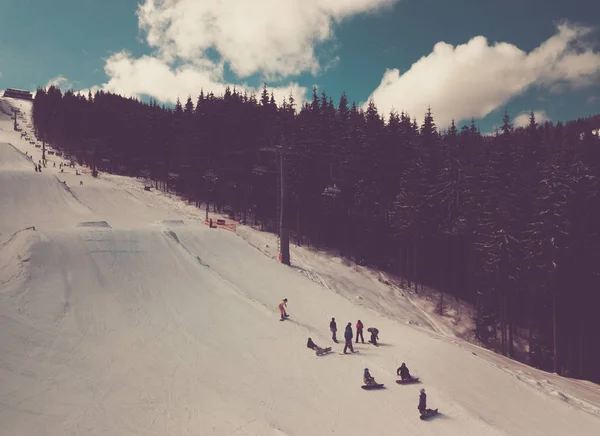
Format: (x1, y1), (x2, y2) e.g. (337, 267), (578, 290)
(1, 0), (600, 133)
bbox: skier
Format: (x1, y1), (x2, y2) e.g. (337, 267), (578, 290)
(330, 317), (338, 342)
(343, 322), (354, 353)
(356, 319), (364, 343)
(278, 298), (288, 320)
(397, 363), (412, 380)
(363, 368), (377, 386)
(367, 327), (379, 345)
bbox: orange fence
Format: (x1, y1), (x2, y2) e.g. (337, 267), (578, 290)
(205, 218), (237, 233)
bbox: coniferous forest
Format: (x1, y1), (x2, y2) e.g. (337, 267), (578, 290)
(32, 85), (600, 383)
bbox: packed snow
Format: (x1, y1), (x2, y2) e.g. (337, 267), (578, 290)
(1, 96), (599, 436)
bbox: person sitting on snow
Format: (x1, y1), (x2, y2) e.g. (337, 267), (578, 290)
(363, 368), (377, 385)
(307, 338), (321, 351)
(397, 362), (412, 380)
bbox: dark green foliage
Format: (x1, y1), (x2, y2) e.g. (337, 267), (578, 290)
(32, 85), (600, 383)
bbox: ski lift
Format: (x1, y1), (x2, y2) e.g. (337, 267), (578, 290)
(322, 183), (342, 198)
(252, 164), (268, 176)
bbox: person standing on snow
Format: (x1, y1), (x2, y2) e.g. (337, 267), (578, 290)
(343, 322), (354, 353)
(356, 320), (364, 343)
(367, 327), (379, 345)
(330, 317), (338, 342)
(278, 298), (288, 320)
(418, 388), (427, 415)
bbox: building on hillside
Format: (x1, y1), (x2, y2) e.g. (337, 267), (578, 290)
(3, 88), (33, 101)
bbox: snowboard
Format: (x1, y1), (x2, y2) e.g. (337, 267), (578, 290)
(316, 347), (332, 356)
(279, 314), (290, 321)
(338, 350), (360, 355)
(361, 383), (384, 390)
(420, 409), (439, 420)
(396, 377), (420, 384)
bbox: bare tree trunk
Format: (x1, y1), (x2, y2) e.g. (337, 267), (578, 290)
(553, 293), (559, 374)
(508, 290), (514, 358)
(579, 319), (584, 378)
(501, 291), (507, 356)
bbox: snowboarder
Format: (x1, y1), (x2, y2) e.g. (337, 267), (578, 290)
(418, 388), (427, 414)
(307, 338), (331, 356)
(367, 327), (379, 345)
(330, 317), (338, 342)
(343, 322), (354, 353)
(278, 298), (288, 320)
(397, 363), (412, 380)
(418, 388), (437, 418)
(356, 320), (364, 343)
(364, 368), (377, 386)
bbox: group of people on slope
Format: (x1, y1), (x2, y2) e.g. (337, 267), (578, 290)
(329, 318), (379, 354)
(287, 296), (435, 418)
(365, 366), (434, 417)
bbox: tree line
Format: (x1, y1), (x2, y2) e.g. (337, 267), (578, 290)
(32, 85), (600, 383)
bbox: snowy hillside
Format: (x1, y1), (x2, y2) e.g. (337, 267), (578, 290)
(1, 96), (599, 436)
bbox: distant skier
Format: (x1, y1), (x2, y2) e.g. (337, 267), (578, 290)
(397, 363), (412, 380)
(330, 317), (338, 342)
(343, 322), (354, 353)
(356, 320), (364, 343)
(367, 327), (379, 345)
(278, 298), (288, 320)
(364, 368), (377, 386)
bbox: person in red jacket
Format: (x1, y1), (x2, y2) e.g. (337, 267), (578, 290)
(356, 320), (364, 343)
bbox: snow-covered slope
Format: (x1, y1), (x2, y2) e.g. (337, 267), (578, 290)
(1, 97), (599, 436)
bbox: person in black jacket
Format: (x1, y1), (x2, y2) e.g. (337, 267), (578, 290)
(330, 317), (338, 343)
(307, 338), (328, 355)
(418, 388), (436, 416)
(367, 327), (379, 345)
(397, 363), (412, 380)
(343, 322), (354, 353)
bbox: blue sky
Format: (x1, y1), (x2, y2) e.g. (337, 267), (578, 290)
(1, 0), (600, 133)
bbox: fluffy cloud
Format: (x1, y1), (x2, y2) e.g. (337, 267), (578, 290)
(365, 23), (600, 127)
(513, 110), (550, 128)
(74, 0), (397, 107)
(45, 75), (72, 91)
(79, 51), (306, 107)
(137, 0), (396, 78)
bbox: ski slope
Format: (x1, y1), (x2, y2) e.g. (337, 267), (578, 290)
(1, 97), (599, 436)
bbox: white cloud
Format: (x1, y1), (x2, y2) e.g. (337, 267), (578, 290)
(364, 23), (600, 127)
(71, 0), (397, 108)
(137, 0), (396, 79)
(513, 110), (550, 128)
(45, 75), (72, 91)
(76, 51), (307, 107)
